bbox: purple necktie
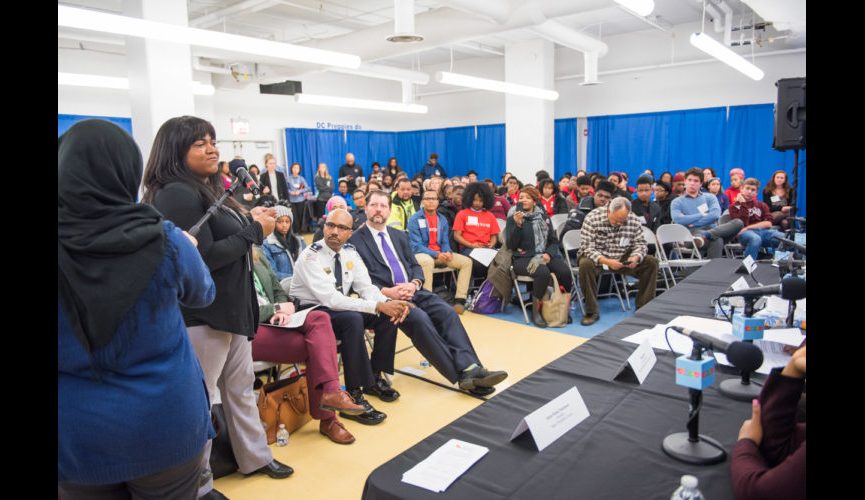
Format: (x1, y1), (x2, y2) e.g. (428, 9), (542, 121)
(378, 232), (407, 284)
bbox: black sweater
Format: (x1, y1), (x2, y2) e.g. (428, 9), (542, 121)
(152, 181), (263, 337)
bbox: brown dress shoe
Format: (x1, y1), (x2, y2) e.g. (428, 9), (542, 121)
(319, 418), (355, 444)
(319, 390), (367, 415)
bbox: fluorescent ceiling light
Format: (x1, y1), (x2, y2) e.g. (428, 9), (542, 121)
(434, 71), (559, 101)
(689, 32), (764, 81)
(614, 0), (655, 17)
(294, 93), (428, 114)
(327, 62), (429, 85)
(58, 5), (361, 69)
(58, 72), (215, 96)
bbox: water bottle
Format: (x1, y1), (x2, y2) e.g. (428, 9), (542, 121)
(276, 424), (289, 446)
(671, 475), (704, 500)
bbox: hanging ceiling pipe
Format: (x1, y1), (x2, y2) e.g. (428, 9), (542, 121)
(709, 0), (734, 45)
(192, 57), (233, 75)
(387, 0), (423, 42)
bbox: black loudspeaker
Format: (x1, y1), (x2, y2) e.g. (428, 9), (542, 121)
(259, 80), (303, 96)
(773, 77), (806, 151)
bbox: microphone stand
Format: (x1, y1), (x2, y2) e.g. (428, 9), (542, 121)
(662, 343), (727, 465)
(188, 178), (242, 237)
(720, 296), (762, 401)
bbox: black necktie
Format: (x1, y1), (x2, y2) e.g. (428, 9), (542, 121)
(333, 252), (343, 293)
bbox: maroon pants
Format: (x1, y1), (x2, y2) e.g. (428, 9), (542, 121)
(251, 310), (340, 420)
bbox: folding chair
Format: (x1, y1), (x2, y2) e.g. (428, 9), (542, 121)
(655, 224), (711, 283)
(509, 265), (534, 324)
(497, 218), (507, 234)
(560, 229), (628, 313)
(550, 213), (569, 236)
(718, 213), (744, 259)
(641, 225), (672, 292)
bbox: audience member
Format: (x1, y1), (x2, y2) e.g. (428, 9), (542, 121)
(632, 175), (661, 231)
(286, 162), (311, 233)
(262, 204), (307, 283)
(420, 152), (447, 179)
(387, 178), (421, 230)
(453, 183), (500, 260)
(653, 180), (674, 225)
(385, 157), (401, 179)
(339, 153), (364, 192)
(407, 191), (473, 314)
(505, 176), (523, 206)
(506, 186), (573, 328)
(537, 177), (570, 216)
(219, 160), (233, 189)
(336, 180), (356, 210)
(729, 178), (785, 260)
(578, 197), (658, 325)
(578, 180), (616, 213)
(659, 171), (673, 186)
(763, 170), (792, 230)
(314, 162), (333, 219)
(486, 179), (512, 220)
(707, 177), (730, 213)
(59, 120), (216, 500)
(260, 154), (289, 203)
(438, 184), (465, 228)
(249, 247), (365, 444)
(671, 172), (686, 197)
(670, 167), (744, 258)
(142, 116), (292, 498)
(726, 167), (745, 204)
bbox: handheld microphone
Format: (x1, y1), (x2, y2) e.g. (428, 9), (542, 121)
(230, 162), (261, 196)
(772, 235), (806, 254)
(670, 326), (764, 373)
(718, 276), (805, 301)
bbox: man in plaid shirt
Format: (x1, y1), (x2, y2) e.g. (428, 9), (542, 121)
(578, 197), (659, 325)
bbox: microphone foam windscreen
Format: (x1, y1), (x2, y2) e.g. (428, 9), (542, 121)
(228, 158), (247, 174)
(726, 342), (764, 373)
(780, 276), (806, 301)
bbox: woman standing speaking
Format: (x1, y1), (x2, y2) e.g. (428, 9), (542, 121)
(142, 116), (292, 499)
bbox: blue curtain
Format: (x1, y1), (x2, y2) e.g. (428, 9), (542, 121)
(554, 118), (577, 179)
(346, 130), (399, 174)
(587, 107), (727, 183)
(396, 131), (425, 179)
(726, 104), (806, 216)
(443, 126), (476, 177)
(58, 114), (132, 137)
(285, 128), (346, 184)
(473, 124), (505, 182)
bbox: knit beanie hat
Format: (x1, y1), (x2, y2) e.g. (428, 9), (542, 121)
(275, 205), (293, 220)
(672, 173), (685, 182)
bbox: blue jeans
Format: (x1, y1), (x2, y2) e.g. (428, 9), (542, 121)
(738, 228), (785, 260)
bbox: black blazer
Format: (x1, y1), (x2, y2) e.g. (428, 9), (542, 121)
(349, 225), (425, 289)
(259, 171), (289, 201)
(151, 181), (262, 337)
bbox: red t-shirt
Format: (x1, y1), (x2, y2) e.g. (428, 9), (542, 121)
(453, 209), (498, 247)
(725, 186), (740, 205)
(425, 212), (440, 252)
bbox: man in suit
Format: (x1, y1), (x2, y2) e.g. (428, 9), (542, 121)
(350, 190), (508, 396)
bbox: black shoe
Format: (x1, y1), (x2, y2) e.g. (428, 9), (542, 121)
(252, 459), (293, 479)
(532, 299), (547, 328)
(200, 489), (229, 500)
(340, 389), (387, 425)
(580, 313), (599, 326)
(458, 365), (508, 391)
(363, 376), (400, 402)
(468, 386), (495, 396)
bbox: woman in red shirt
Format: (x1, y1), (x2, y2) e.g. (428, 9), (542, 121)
(453, 182), (500, 275)
(537, 178), (570, 217)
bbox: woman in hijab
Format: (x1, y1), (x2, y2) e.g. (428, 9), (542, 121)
(141, 116), (292, 499)
(59, 120), (216, 499)
(506, 186), (573, 328)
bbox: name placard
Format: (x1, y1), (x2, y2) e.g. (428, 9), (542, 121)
(509, 387), (589, 451)
(626, 338), (657, 384)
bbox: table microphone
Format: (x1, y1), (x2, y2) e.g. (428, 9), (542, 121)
(718, 276), (806, 301)
(669, 326), (764, 373)
(230, 164), (261, 196)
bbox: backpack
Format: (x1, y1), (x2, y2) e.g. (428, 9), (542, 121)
(469, 279), (502, 314)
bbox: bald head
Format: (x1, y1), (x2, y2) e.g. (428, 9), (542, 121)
(345, 153), (355, 164)
(324, 209), (354, 251)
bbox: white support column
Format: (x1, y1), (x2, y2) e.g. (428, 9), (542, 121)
(124, 0), (195, 166)
(505, 38), (555, 182)
(577, 117), (588, 172)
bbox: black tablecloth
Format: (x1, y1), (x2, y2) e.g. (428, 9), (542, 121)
(364, 259), (782, 500)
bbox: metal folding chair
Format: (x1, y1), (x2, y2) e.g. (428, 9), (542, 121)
(560, 229), (628, 313)
(655, 224), (711, 283)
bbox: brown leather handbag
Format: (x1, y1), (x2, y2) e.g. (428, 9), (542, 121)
(257, 374), (312, 444)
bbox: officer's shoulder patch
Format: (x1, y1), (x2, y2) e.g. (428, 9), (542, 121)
(310, 242), (322, 252)
(343, 242), (355, 250)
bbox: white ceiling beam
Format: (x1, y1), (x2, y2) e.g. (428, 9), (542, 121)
(190, 0), (281, 28)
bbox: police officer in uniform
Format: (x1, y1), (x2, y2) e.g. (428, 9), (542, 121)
(291, 209), (412, 425)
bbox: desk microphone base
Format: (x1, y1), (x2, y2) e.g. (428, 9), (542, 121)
(662, 433), (726, 465)
(719, 378), (761, 401)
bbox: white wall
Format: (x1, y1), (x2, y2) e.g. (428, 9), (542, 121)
(58, 19), (805, 169)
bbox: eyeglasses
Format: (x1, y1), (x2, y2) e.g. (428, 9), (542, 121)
(324, 222), (353, 232)
(422, 197), (439, 201)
